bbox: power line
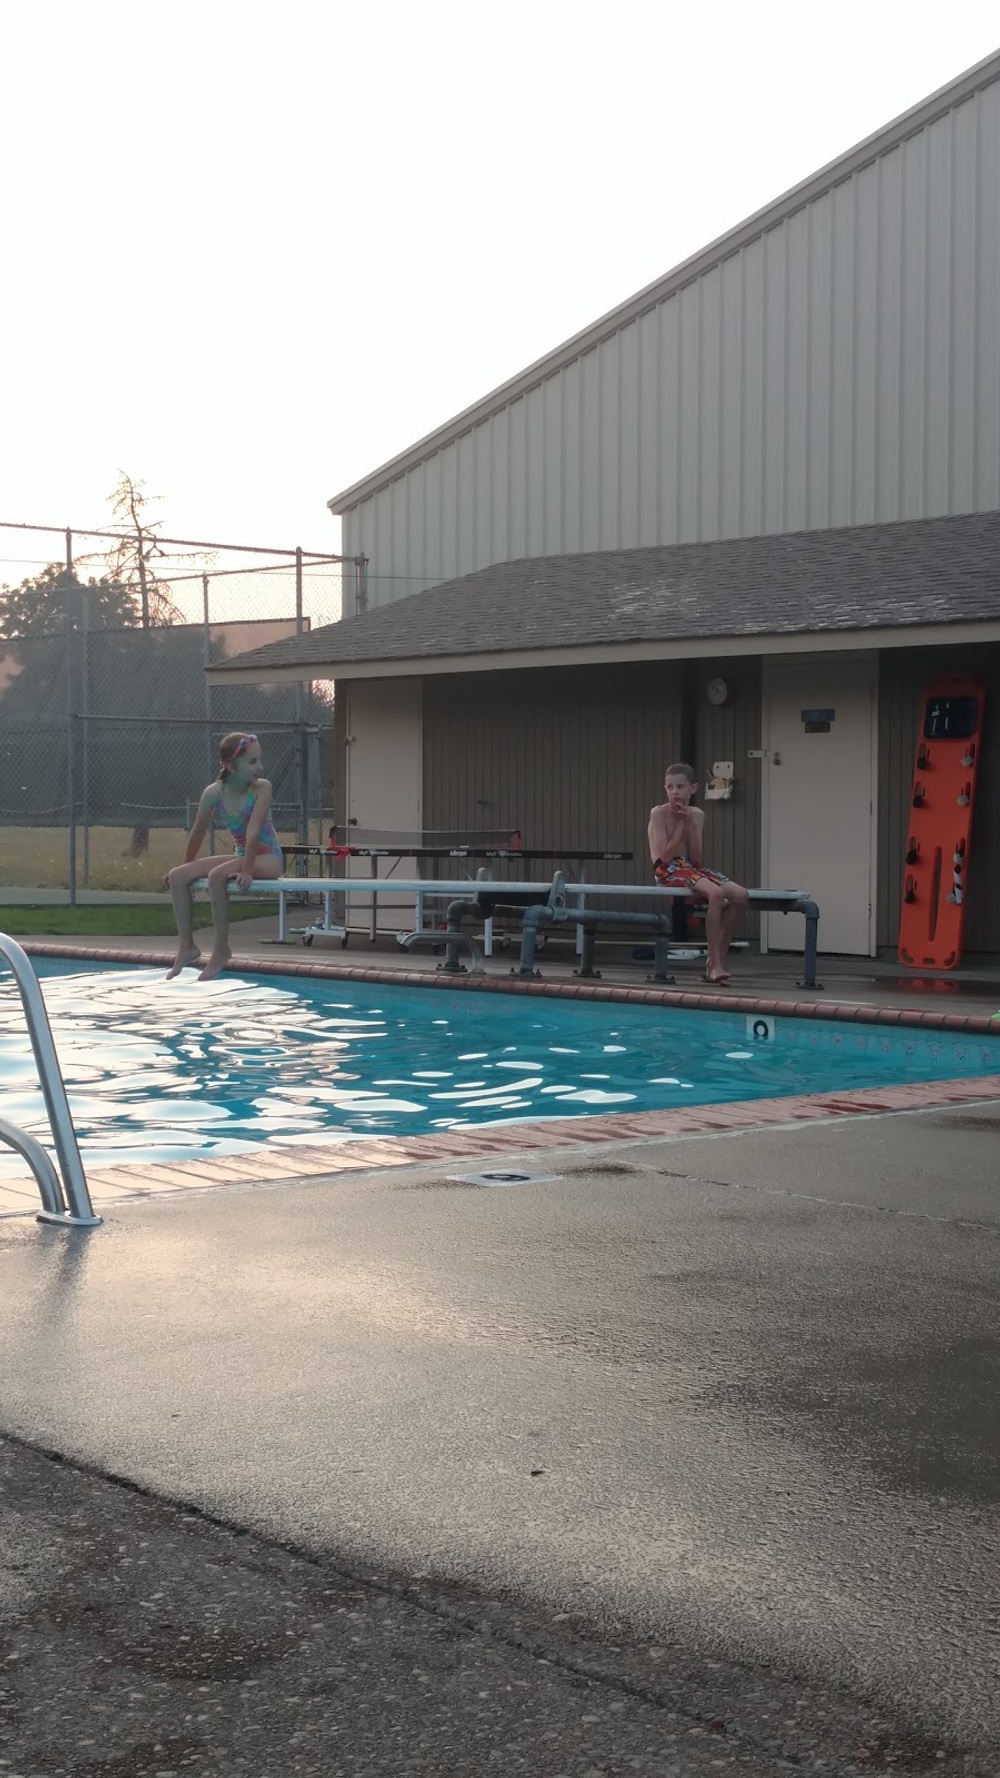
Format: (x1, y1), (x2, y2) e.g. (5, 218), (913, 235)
(2, 555), (347, 587)
(154, 560), (348, 586)
(0, 519), (360, 564)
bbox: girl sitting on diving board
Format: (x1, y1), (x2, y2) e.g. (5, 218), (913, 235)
(164, 732), (284, 981)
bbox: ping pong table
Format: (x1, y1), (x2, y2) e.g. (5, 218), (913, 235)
(280, 847), (633, 947)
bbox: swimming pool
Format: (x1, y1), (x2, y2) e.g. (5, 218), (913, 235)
(0, 959), (996, 1177)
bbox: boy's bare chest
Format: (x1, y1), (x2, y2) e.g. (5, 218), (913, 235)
(662, 807), (699, 853)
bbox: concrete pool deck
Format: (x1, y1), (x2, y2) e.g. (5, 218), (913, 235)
(1, 1101), (998, 1774)
(2, 922), (999, 1771)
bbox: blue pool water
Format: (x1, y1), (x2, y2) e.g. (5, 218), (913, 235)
(0, 959), (996, 1177)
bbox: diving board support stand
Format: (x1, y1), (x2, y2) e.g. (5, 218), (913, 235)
(213, 877), (822, 989)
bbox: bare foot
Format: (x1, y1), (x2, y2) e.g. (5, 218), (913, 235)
(705, 964), (731, 985)
(166, 944), (202, 980)
(197, 946), (232, 982)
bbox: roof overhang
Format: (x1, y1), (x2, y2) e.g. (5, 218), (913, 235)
(206, 618), (1000, 685)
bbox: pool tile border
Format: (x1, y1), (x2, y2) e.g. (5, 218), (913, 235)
(18, 940), (1000, 1037)
(3, 942), (997, 1218)
(3, 1073), (1000, 1219)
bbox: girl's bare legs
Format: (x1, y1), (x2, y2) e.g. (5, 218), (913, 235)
(166, 859), (212, 978)
(199, 854), (282, 981)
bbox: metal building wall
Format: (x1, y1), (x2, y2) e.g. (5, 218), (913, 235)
(341, 68), (1000, 612)
(421, 658), (763, 904)
(876, 644), (1000, 956)
(422, 663), (683, 879)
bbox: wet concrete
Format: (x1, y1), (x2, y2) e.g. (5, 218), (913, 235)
(1, 1101), (998, 1772)
(3, 1439), (794, 1778)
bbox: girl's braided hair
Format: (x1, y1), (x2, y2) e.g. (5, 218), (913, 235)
(217, 733), (257, 781)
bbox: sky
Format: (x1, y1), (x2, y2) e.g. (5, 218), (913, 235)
(2, 0), (998, 583)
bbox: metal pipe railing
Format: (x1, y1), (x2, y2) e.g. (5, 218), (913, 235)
(0, 933), (101, 1228)
(0, 1116), (66, 1218)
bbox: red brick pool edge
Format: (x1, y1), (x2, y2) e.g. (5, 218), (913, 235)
(1, 1071), (997, 1216)
(18, 940), (1000, 1037)
(1, 941), (995, 1216)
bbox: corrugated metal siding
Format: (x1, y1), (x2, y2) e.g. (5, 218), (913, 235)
(422, 664), (683, 882)
(877, 644), (1000, 955)
(422, 660), (760, 911)
(344, 74), (1000, 612)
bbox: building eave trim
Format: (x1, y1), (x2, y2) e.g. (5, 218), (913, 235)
(206, 618), (1000, 684)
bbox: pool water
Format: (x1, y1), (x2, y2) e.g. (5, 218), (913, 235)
(0, 960), (996, 1177)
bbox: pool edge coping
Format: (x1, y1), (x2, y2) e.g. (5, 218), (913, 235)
(3, 945), (1000, 1217)
(3, 1072), (1000, 1219)
(16, 940), (1000, 1038)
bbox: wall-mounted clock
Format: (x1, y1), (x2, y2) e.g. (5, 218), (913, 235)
(706, 676), (732, 708)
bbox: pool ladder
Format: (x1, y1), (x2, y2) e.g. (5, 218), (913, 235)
(0, 933), (101, 1228)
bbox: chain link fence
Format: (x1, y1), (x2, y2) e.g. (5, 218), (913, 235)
(0, 525), (356, 897)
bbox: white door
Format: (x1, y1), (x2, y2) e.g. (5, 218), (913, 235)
(344, 679), (423, 929)
(762, 654), (877, 955)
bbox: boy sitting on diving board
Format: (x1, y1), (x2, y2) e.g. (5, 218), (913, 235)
(648, 762), (749, 985)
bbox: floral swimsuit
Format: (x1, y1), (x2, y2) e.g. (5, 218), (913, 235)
(215, 785), (283, 861)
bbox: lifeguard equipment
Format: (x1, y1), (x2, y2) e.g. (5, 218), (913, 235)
(898, 674), (985, 970)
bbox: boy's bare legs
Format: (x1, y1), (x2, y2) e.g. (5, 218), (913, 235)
(695, 881), (749, 983)
(166, 859), (210, 978)
(698, 886), (729, 982)
(718, 884), (749, 975)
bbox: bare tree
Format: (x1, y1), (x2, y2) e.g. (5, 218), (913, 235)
(105, 472), (181, 628)
(104, 473), (181, 854)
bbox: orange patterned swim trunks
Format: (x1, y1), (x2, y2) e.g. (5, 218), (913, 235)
(654, 857), (728, 894)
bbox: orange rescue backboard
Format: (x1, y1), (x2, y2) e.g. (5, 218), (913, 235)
(898, 674), (985, 970)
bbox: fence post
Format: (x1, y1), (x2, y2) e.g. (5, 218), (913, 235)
(295, 547), (307, 845)
(355, 554), (369, 615)
(202, 572), (215, 855)
(64, 527), (77, 907)
(81, 576), (90, 888)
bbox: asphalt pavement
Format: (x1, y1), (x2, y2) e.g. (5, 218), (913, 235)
(1, 1099), (998, 1775)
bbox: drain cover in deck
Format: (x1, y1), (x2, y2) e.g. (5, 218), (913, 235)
(447, 1169), (561, 1187)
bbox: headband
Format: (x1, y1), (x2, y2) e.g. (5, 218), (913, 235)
(230, 734), (258, 758)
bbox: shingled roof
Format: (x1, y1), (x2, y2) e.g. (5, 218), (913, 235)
(210, 511), (1000, 681)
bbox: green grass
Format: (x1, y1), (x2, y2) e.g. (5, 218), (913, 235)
(0, 825), (305, 892)
(2, 902), (279, 938)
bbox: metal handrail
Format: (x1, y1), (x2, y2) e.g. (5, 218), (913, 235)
(0, 934), (101, 1228)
